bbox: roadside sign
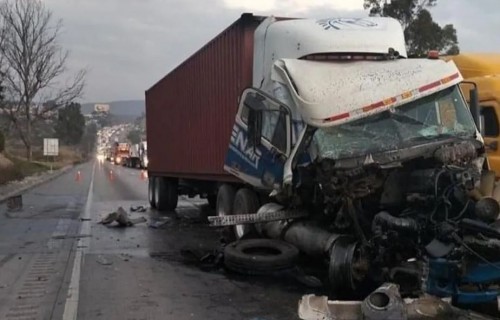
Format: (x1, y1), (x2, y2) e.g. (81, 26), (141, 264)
(43, 138), (59, 156)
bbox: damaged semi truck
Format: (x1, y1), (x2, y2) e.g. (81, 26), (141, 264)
(146, 14), (500, 305)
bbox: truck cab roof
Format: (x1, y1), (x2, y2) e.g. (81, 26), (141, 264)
(271, 58), (463, 127)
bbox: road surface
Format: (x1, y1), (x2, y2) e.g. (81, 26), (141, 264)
(0, 160), (306, 320)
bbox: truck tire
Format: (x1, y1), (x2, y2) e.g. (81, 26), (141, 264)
(155, 177), (178, 211)
(224, 239), (299, 275)
(231, 188), (260, 240)
(207, 195), (217, 209)
(148, 177), (156, 209)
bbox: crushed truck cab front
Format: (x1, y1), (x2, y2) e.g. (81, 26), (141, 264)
(224, 16), (500, 306)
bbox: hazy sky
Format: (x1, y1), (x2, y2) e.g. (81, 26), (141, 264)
(43, 0), (500, 103)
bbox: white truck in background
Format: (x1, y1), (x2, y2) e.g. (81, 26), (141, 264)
(127, 144), (141, 168)
(139, 141), (148, 169)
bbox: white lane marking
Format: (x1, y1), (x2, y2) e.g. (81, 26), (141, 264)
(62, 163), (96, 320)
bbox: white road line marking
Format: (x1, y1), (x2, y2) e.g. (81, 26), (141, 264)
(62, 163), (96, 320)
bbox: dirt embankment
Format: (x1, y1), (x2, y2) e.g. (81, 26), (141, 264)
(0, 146), (84, 186)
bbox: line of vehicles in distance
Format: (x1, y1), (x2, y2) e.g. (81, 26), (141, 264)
(96, 124), (148, 169)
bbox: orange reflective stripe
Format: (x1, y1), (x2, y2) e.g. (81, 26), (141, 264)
(323, 73), (460, 124)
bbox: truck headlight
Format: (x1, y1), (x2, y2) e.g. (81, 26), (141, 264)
(144, 157), (149, 167)
(116, 157), (121, 163)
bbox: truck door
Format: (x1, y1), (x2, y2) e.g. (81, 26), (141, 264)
(480, 101), (500, 174)
(225, 88), (292, 190)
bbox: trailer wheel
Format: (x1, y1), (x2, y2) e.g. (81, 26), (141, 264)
(148, 177), (156, 209)
(216, 184), (236, 242)
(155, 177), (178, 211)
(231, 188), (260, 240)
(224, 239), (299, 275)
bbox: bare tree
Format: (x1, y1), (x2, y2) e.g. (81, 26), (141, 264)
(0, 0), (85, 160)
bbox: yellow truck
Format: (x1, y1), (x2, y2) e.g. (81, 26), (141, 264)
(443, 53), (500, 175)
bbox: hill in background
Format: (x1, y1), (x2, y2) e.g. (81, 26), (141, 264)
(81, 100), (145, 116)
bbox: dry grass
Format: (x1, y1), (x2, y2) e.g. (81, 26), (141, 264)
(0, 144), (85, 186)
(0, 153), (49, 185)
(6, 145), (84, 166)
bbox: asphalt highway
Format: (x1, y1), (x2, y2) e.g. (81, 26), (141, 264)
(0, 160), (305, 320)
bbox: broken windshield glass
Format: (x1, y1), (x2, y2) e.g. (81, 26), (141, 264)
(313, 85), (477, 160)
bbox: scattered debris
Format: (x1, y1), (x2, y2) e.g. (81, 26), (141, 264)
(120, 253), (132, 262)
(96, 255), (113, 266)
(99, 206), (147, 227)
(6, 194), (22, 212)
(130, 205), (147, 212)
(148, 217), (173, 229)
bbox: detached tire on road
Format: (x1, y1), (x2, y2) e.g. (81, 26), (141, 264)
(148, 177), (156, 209)
(224, 239), (299, 275)
(155, 177), (178, 211)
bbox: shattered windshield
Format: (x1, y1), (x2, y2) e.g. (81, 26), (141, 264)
(313, 85), (477, 160)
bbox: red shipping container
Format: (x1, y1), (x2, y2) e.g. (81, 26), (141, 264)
(146, 13), (264, 182)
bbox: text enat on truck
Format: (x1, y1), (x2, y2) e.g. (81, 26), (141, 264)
(146, 14), (500, 303)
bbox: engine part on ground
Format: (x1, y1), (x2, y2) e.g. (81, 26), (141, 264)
(298, 294), (362, 320)
(475, 197), (500, 223)
(328, 237), (368, 297)
(223, 239), (299, 275)
(361, 283), (406, 320)
(433, 141), (477, 165)
(372, 211), (418, 236)
(208, 209), (308, 227)
(298, 293), (496, 320)
(405, 297), (496, 320)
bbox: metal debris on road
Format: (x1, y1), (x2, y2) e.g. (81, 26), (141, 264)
(99, 206), (147, 227)
(148, 217), (173, 229)
(6, 194), (23, 211)
(96, 255), (113, 266)
(130, 205), (147, 212)
(298, 283), (497, 320)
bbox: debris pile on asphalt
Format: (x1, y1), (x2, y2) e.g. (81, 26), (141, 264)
(298, 283), (497, 320)
(99, 206), (147, 227)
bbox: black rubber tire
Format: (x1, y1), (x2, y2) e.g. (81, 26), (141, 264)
(216, 184), (236, 242)
(224, 239), (299, 275)
(231, 188), (260, 240)
(148, 177), (156, 209)
(155, 177), (178, 211)
(207, 195), (217, 210)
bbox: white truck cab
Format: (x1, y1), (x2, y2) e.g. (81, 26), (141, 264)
(225, 16), (482, 191)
